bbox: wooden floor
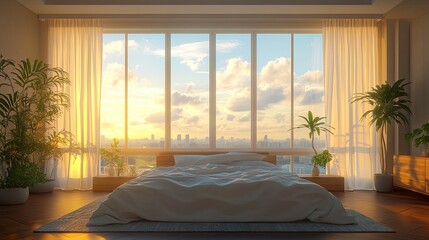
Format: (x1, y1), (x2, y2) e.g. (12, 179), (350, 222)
(1, 189), (429, 240)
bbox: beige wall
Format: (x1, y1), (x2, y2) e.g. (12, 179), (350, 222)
(0, 0), (39, 61)
(410, 11), (429, 156)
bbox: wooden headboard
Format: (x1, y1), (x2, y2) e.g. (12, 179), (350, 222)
(156, 152), (276, 167)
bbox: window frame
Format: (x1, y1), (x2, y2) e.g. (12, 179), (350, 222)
(101, 28), (324, 173)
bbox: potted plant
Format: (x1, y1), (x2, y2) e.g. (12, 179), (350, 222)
(312, 150), (334, 174)
(0, 55), (73, 199)
(30, 130), (79, 193)
(405, 122), (429, 157)
(291, 111), (334, 176)
(0, 158), (47, 205)
(351, 78), (412, 192)
(100, 138), (127, 176)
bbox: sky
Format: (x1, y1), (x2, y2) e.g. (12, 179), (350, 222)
(100, 33), (325, 147)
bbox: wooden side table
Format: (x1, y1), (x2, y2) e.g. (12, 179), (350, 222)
(298, 174), (344, 191)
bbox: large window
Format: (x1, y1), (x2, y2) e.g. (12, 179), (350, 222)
(216, 34), (251, 148)
(171, 34), (210, 148)
(256, 34), (291, 149)
(101, 32), (324, 173)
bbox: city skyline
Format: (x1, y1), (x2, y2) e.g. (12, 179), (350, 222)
(100, 132), (326, 149)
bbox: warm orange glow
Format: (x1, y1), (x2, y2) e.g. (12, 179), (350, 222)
(36, 233), (107, 240)
(69, 155), (88, 179)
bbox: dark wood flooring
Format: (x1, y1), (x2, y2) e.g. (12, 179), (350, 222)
(1, 188), (429, 240)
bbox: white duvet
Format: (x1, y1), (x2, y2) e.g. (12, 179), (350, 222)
(88, 163), (355, 225)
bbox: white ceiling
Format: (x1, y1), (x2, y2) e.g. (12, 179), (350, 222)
(17, 0), (403, 15)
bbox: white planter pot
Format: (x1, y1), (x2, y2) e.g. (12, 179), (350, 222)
(0, 187), (29, 205)
(29, 180), (55, 193)
(105, 165), (117, 176)
(374, 173), (393, 192)
(311, 166), (320, 176)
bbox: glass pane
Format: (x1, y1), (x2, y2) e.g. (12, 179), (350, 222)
(277, 155), (291, 171)
(293, 34), (325, 149)
(294, 156), (310, 174)
(216, 34), (251, 148)
(171, 34), (209, 148)
(293, 155), (326, 174)
(128, 34), (165, 148)
(127, 155), (156, 174)
(257, 34), (291, 148)
(101, 34), (126, 147)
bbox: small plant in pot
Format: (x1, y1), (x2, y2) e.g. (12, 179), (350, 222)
(351, 79), (412, 192)
(100, 138), (127, 176)
(312, 150), (334, 175)
(0, 55), (74, 200)
(290, 111), (334, 176)
(405, 122), (429, 157)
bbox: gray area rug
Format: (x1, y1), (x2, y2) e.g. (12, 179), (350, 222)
(35, 197), (393, 233)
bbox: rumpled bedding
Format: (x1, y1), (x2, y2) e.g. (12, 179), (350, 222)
(88, 162), (355, 225)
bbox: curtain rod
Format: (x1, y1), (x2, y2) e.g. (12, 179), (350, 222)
(38, 14), (384, 21)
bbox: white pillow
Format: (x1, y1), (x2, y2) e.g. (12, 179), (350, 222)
(174, 155), (205, 167)
(226, 160), (276, 167)
(195, 152), (265, 165)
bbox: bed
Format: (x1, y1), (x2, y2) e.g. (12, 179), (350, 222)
(88, 152), (355, 226)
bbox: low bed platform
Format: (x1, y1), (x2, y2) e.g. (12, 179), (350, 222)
(88, 152), (353, 226)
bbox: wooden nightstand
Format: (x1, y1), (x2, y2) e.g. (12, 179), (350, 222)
(93, 176), (136, 192)
(298, 174), (344, 191)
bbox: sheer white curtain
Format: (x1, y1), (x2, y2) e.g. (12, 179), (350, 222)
(323, 19), (381, 190)
(48, 19), (102, 190)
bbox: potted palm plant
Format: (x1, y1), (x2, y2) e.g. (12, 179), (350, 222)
(291, 111), (334, 176)
(0, 55), (74, 199)
(351, 79), (412, 192)
(405, 122), (429, 157)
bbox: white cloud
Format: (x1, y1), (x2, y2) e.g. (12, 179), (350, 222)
(257, 86), (285, 110)
(296, 70), (323, 84)
(300, 89), (324, 105)
(171, 108), (183, 121)
(144, 112), (164, 124)
(293, 71), (324, 106)
(274, 113), (286, 123)
(217, 58), (250, 89)
(103, 63), (138, 86)
(129, 119), (145, 127)
(217, 57), (290, 112)
(186, 82), (195, 93)
(238, 114), (250, 122)
(173, 41), (208, 71)
(227, 87), (250, 112)
(145, 108), (184, 124)
(172, 91), (202, 106)
(186, 116), (200, 125)
(103, 39), (138, 59)
(148, 42), (207, 71)
(226, 114), (235, 121)
(259, 57), (292, 86)
(103, 63), (124, 86)
(217, 40), (240, 52)
(146, 40), (238, 72)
